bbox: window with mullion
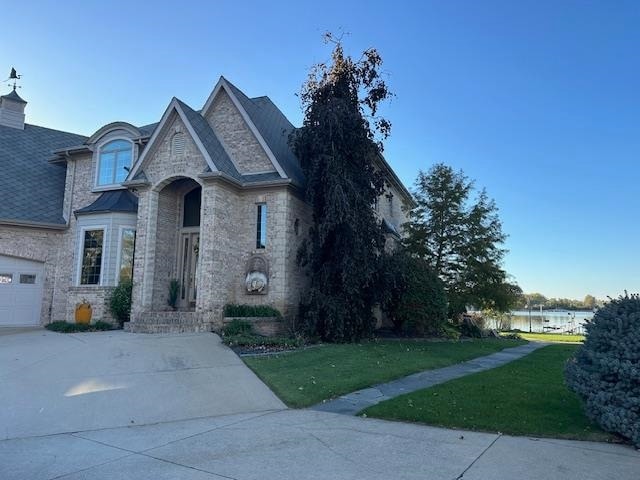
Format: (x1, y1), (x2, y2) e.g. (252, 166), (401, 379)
(80, 229), (104, 285)
(98, 140), (132, 186)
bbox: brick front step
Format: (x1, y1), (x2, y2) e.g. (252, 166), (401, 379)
(124, 311), (214, 334)
(124, 322), (213, 334)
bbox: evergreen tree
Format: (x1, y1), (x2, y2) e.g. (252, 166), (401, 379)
(405, 163), (518, 316)
(291, 36), (392, 342)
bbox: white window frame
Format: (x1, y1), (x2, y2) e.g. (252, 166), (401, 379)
(115, 226), (136, 285)
(76, 225), (107, 286)
(94, 137), (135, 191)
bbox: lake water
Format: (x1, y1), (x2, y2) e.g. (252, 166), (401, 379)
(488, 310), (594, 334)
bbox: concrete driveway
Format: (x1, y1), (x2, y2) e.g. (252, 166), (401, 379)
(1, 329), (638, 479)
(1, 409), (638, 480)
(0, 329), (284, 439)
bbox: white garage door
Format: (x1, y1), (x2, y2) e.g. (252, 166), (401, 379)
(0, 255), (45, 326)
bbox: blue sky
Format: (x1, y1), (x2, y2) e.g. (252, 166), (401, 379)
(2, 1), (638, 299)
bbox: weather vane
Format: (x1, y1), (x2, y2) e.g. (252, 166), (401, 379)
(6, 67), (21, 91)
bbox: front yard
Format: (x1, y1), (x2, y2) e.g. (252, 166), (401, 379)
(243, 338), (525, 407)
(363, 344), (611, 442)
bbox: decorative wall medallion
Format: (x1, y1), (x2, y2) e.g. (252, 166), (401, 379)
(245, 255), (268, 294)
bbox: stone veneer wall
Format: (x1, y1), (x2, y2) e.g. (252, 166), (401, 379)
(129, 111), (211, 321)
(130, 186), (152, 317)
(65, 286), (116, 325)
(0, 225), (63, 324)
(54, 153), (105, 322)
(228, 188), (288, 311)
(196, 181), (242, 324)
(2, 143), (141, 325)
(204, 89), (276, 174)
(194, 183), (296, 329)
(151, 183), (180, 310)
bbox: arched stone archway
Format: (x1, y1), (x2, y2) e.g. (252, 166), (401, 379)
(150, 178), (202, 310)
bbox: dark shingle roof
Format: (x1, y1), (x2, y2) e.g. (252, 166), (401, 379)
(75, 190), (138, 215)
(137, 122), (158, 137)
(224, 80), (305, 187)
(0, 123), (87, 225)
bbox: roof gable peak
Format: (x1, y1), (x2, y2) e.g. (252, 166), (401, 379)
(201, 77), (286, 179)
(127, 98), (218, 181)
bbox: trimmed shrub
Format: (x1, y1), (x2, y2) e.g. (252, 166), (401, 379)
(222, 334), (304, 349)
(109, 280), (132, 327)
(223, 304), (282, 318)
(46, 321), (113, 333)
(222, 319), (254, 336)
(378, 250), (448, 336)
(565, 293), (640, 446)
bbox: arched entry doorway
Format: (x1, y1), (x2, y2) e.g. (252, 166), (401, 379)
(178, 186), (201, 308)
(150, 177), (202, 311)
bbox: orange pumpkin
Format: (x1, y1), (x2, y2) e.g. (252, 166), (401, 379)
(75, 303), (92, 325)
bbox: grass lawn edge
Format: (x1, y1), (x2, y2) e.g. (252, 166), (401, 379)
(243, 338), (527, 408)
(361, 344), (614, 443)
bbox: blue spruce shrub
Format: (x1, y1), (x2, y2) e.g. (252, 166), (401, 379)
(565, 293), (640, 446)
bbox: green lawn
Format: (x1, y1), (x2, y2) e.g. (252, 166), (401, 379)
(364, 344), (610, 442)
(243, 338), (525, 408)
(506, 332), (585, 343)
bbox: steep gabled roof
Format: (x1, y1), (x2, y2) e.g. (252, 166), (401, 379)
(128, 93), (298, 187)
(174, 99), (241, 180)
(224, 82), (305, 187)
(0, 123), (87, 226)
(127, 97), (223, 180)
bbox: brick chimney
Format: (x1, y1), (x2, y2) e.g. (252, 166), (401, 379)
(0, 88), (27, 129)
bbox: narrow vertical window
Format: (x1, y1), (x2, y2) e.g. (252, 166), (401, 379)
(80, 229), (104, 285)
(256, 204), (267, 249)
(118, 228), (136, 283)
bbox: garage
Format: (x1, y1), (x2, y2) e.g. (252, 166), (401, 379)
(0, 255), (45, 326)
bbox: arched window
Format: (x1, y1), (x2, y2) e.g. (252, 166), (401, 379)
(98, 139), (133, 186)
(172, 132), (186, 155)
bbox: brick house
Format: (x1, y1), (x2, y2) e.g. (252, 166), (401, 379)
(0, 77), (412, 332)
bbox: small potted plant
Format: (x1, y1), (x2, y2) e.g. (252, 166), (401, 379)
(75, 298), (92, 325)
(168, 279), (180, 310)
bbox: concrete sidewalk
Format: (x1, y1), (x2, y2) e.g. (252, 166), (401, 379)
(312, 341), (548, 415)
(0, 329), (284, 439)
(1, 409), (637, 480)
